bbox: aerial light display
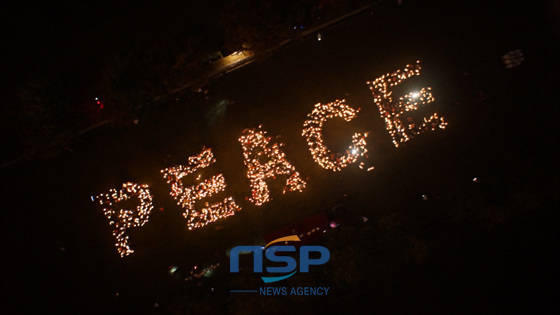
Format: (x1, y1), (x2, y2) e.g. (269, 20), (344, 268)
(161, 148), (241, 230)
(366, 60), (447, 147)
(238, 126), (307, 206)
(94, 182), (154, 257)
(92, 60), (449, 257)
(302, 100), (369, 171)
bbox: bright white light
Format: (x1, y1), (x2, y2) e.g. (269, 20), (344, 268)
(169, 266), (178, 275)
(411, 92), (420, 99)
(352, 149), (357, 155)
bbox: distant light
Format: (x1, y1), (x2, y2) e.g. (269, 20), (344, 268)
(472, 177), (478, 183)
(411, 92), (420, 99)
(352, 149), (357, 155)
(168, 266), (178, 275)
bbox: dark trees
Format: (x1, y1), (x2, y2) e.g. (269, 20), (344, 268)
(221, 0), (292, 55)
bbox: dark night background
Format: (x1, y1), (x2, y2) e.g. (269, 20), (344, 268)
(2, 0), (560, 314)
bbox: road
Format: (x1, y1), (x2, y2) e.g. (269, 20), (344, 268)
(2, 0), (559, 313)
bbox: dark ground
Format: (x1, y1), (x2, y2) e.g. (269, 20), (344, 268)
(2, 0), (560, 314)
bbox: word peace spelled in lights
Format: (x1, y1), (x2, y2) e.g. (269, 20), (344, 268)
(94, 182), (154, 257)
(239, 126), (307, 206)
(161, 148), (241, 230)
(303, 100), (369, 171)
(92, 61), (448, 257)
(366, 60), (447, 147)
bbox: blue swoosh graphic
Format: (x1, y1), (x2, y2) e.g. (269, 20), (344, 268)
(261, 270), (297, 283)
